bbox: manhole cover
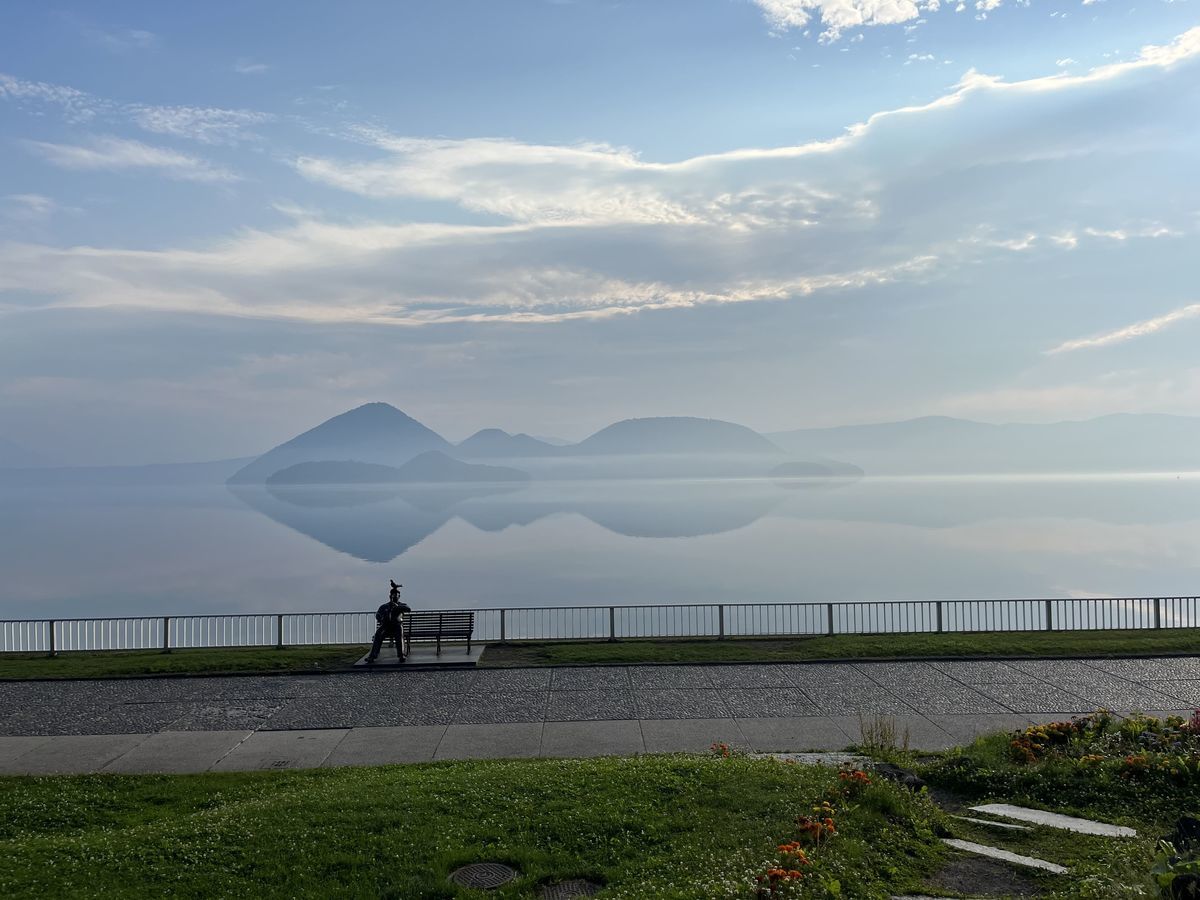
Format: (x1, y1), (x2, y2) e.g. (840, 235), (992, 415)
(448, 862), (519, 890)
(540, 879), (602, 899)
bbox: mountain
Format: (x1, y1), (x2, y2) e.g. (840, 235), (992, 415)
(266, 451), (529, 485)
(769, 414), (1200, 474)
(228, 403), (451, 484)
(454, 429), (557, 458)
(572, 417), (782, 456)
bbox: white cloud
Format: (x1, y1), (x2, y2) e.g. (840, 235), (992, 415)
(24, 136), (238, 183)
(0, 27), (1197, 330)
(0, 73), (107, 123)
(751, 0), (925, 41)
(128, 105), (272, 144)
(1047, 303), (1200, 354)
(3, 194), (58, 221)
(233, 59), (270, 75)
(80, 26), (158, 53)
(1056, 57), (1078, 66)
(0, 73), (271, 143)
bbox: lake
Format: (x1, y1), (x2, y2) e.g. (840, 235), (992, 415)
(1, 473), (1198, 621)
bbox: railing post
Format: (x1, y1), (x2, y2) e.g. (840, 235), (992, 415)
(162, 616), (171, 653)
(826, 603), (834, 636)
(608, 606), (617, 642)
(500, 608), (507, 643)
(276, 613), (285, 649)
(1154, 597), (1163, 630)
(935, 601), (943, 634)
(48, 619), (57, 657)
(718, 605), (725, 640)
(1043, 599), (1053, 632)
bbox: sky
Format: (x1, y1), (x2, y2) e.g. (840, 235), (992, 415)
(1, 0), (1198, 465)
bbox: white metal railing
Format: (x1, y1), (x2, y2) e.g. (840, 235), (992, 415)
(2, 596), (1198, 655)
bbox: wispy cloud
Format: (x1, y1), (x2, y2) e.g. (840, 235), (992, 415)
(233, 59), (270, 75)
(24, 136), (238, 183)
(84, 27), (158, 53)
(128, 104), (273, 144)
(3, 194), (59, 222)
(0, 73), (271, 143)
(753, 0), (965, 41)
(0, 73), (108, 123)
(1048, 304), (1200, 354)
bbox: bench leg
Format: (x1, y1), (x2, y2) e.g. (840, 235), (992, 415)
(466, 636), (471, 654)
(436, 634), (441, 656)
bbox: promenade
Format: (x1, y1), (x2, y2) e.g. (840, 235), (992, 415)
(2, 656), (1197, 775)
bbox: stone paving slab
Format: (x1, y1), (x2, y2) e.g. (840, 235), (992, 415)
(628, 666), (714, 689)
(1088, 657), (1200, 680)
(720, 688), (822, 718)
(172, 701), (282, 731)
(976, 682), (1095, 714)
(928, 660), (1039, 684)
(896, 686), (1009, 716)
(211, 728), (348, 771)
(0, 735), (52, 766)
(550, 667), (632, 691)
(546, 690), (637, 722)
(455, 691), (548, 725)
(357, 692), (463, 727)
(735, 716), (855, 751)
(941, 838), (1068, 874)
(634, 689), (730, 719)
(802, 684), (914, 716)
(1, 733), (147, 775)
(539, 720), (645, 757)
(323, 725), (446, 766)
(435, 723), (543, 760)
(970, 803), (1137, 837)
(103, 730), (251, 774)
(1151, 681), (1200, 706)
(471, 668), (553, 692)
(699, 664), (796, 688)
(266, 696), (362, 730)
(640, 718), (748, 753)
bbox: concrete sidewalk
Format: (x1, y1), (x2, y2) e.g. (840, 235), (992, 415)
(2, 654), (1197, 774)
(0, 711), (1046, 775)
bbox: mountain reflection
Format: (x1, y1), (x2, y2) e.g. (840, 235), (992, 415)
(230, 480), (792, 562)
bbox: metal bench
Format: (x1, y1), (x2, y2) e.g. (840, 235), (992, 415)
(402, 610), (475, 656)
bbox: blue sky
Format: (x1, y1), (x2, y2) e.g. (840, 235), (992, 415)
(1, 0), (1198, 464)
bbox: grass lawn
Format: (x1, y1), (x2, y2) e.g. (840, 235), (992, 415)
(480, 628), (1200, 667)
(0, 755), (944, 898)
(0, 645), (363, 680)
(4, 628), (1197, 680)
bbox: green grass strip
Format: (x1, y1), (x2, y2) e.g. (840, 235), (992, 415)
(480, 628), (1200, 667)
(0, 755), (943, 898)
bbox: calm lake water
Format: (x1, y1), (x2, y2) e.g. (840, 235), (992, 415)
(1, 474), (1198, 620)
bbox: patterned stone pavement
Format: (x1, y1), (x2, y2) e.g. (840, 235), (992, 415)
(2, 656), (1197, 739)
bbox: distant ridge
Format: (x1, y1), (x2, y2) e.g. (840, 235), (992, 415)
(572, 417), (782, 456)
(769, 413), (1200, 474)
(228, 403), (450, 484)
(455, 429), (557, 458)
(266, 452), (529, 485)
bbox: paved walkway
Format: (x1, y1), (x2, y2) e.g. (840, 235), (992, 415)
(1, 656), (1197, 774)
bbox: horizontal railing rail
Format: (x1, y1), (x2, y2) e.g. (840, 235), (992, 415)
(2, 596), (1197, 654)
